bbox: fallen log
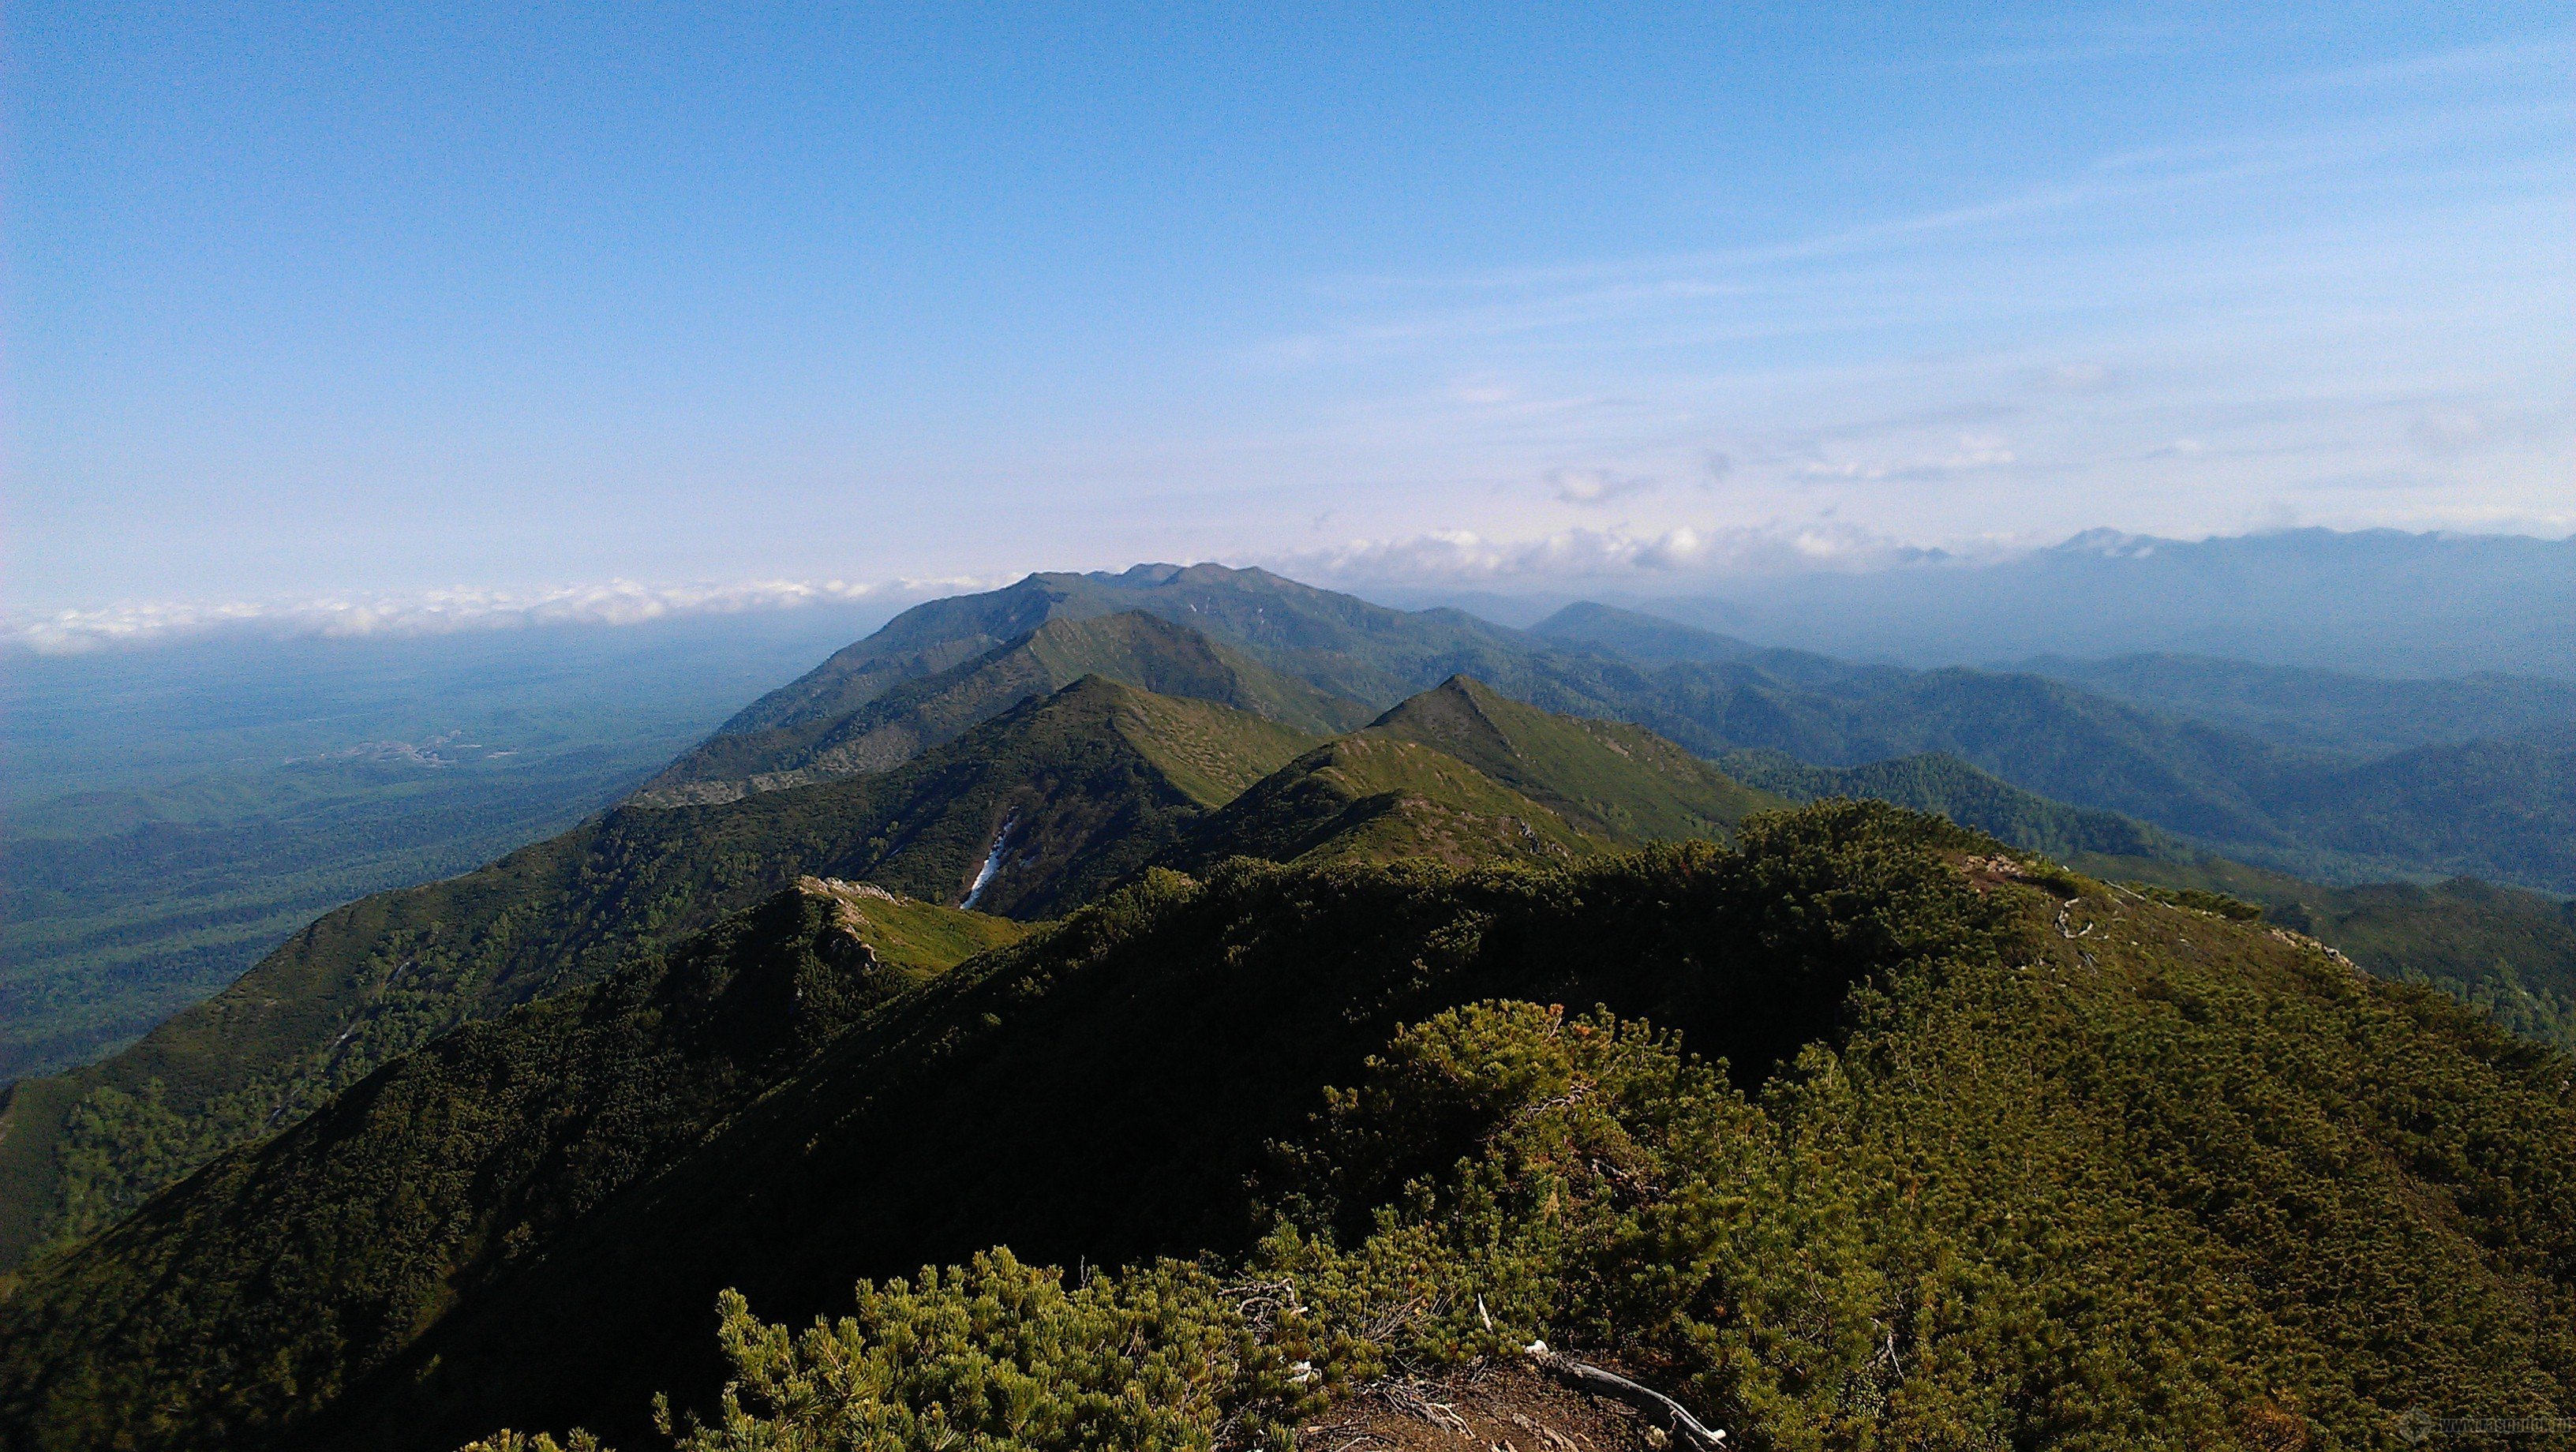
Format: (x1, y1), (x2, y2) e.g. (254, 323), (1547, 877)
(1523, 1340), (1725, 1448)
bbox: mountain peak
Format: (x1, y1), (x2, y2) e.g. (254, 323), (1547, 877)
(1529, 601), (1758, 665)
(1365, 675), (1779, 844)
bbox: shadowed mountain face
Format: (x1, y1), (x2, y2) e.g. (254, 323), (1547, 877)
(0, 878), (1025, 1452)
(0, 663), (1784, 1275)
(17, 566), (2573, 1282)
(634, 611), (1372, 806)
(1183, 734), (1607, 871)
(8, 807), (2572, 1452)
(0, 676), (1321, 1270)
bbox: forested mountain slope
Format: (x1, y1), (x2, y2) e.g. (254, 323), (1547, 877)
(711, 563), (1540, 734)
(18, 566), (2575, 1283)
(1367, 675), (1780, 841)
(0, 664), (1779, 1274)
(1717, 747), (2196, 863)
(1179, 735), (1608, 871)
(635, 610), (1370, 806)
(1730, 747), (2576, 1050)
(706, 567), (2576, 890)
(0, 879), (1020, 1452)
(0, 678), (1317, 1269)
(2014, 651), (2576, 756)
(2249, 724), (2576, 889)
(7, 806), (2568, 1452)
(1527, 600), (2576, 891)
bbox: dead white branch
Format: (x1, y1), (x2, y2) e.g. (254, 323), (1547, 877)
(1523, 1341), (1724, 1448)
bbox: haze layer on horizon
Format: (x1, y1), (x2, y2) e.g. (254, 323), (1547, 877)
(9, 3), (2570, 610)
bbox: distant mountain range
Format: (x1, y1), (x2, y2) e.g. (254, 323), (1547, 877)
(3, 559), (2573, 1451)
(637, 563), (2576, 894)
(1633, 526), (2576, 679)
(8, 563), (2571, 1270)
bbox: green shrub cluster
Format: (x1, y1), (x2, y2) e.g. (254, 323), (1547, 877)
(483, 922), (2576, 1450)
(18, 800), (2576, 1452)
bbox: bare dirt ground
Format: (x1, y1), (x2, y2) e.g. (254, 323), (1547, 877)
(1300, 1359), (1680, 1452)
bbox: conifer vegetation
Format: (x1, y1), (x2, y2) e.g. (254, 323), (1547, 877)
(2, 564), (2571, 1452)
(7, 805), (2571, 1451)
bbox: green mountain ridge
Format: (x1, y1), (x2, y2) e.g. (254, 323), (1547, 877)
(6, 806), (2570, 1451)
(0, 675), (1319, 1268)
(1721, 746), (2576, 1046)
(13, 563), (2570, 1111)
(0, 878), (1022, 1451)
(13, 564), (2576, 1291)
(710, 563), (1541, 734)
(1527, 599), (2576, 892)
(16, 594), (2576, 1285)
(1367, 675), (1783, 842)
(0, 661), (1780, 1274)
(633, 611), (1370, 806)
(2011, 650), (2576, 756)
(643, 566), (2576, 893)
(1179, 734), (1607, 871)
(1716, 746), (2196, 863)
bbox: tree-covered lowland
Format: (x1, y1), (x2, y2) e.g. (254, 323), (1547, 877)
(2, 564), (2571, 1452)
(0, 616), (882, 1085)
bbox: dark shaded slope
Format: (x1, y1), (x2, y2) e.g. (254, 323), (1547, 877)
(0, 882), (1022, 1451)
(636, 612), (1370, 806)
(294, 806), (2016, 1450)
(440, 812), (2569, 1452)
(15, 806), (2559, 1450)
(0, 679), (1316, 1270)
(1181, 735), (1608, 870)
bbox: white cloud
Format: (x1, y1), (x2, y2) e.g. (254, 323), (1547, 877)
(1547, 467), (1657, 506)
(2, 576), (1002, 656)
(1275, 520), (1950, 587)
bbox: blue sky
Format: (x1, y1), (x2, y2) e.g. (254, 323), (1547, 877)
(7, 2), (2570, 616)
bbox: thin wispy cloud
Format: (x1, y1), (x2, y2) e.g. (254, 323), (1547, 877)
(1548, 468), (1657, 506)
(1275, 519), (1960, 588)
(4, 577), (1000, 656)
(12, 9), (2565, 610)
